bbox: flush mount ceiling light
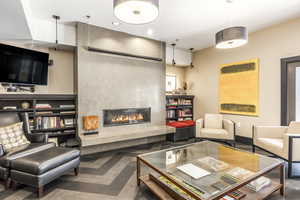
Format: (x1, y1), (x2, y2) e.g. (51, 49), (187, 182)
(215, 26), (248, 49)
(215, 0), (248, 49)
(113, 0), (159, 24)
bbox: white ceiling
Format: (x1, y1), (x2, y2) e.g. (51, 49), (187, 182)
(0, 0), (32, 40)
(26, 0), (300, 50)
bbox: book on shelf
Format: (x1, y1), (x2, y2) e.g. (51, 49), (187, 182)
(177, 163), (211, 179)
(3, 106), (17, 110)
(60, 105), (75, 108)
(34, 116), (74, 130)
(35, 104), (52, 109)
(220, 196), (235, 200)
(167, 110), (176, 118)
(223, 167), (255, 182)
(60, 111), (76, 115)
(246, 176), (271, 192)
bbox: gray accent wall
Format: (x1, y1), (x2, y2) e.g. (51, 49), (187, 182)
(76, 23), (166, 136)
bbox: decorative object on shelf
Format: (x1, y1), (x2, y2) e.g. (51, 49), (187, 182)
(219, 59), (259, 116)
(21, 101), (30, 109)
(83, 115), (99, 131)
(215, 0), (248, 49)
(113, 0), (159, 24)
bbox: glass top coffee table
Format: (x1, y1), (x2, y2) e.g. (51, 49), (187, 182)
(137, 141), (285, 200)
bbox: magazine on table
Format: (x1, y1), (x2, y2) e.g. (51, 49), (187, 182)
(198, 156), (229, 172)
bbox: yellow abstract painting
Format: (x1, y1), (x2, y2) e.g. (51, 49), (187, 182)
(219, 59), (259, 116)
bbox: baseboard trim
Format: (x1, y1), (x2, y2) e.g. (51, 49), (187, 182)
(236, 135), (253, 145)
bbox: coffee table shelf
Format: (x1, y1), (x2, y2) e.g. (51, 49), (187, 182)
(137, 141), (285, 200)
(140, 174), (282, 200)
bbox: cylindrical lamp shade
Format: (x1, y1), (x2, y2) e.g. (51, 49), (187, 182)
(215, 26), (248, 49)
(113, 0), (159, 24)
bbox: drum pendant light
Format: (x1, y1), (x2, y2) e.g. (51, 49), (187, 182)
(215, 26), (248, 49)
(113, 0), (159, 24)
(215, 0), (248, 49)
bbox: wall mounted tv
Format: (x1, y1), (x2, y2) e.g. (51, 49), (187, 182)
(0, 43), (49, 85)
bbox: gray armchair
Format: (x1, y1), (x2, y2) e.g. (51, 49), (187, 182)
(0, 112), (54, 189)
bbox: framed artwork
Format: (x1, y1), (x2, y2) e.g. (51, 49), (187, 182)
(166, 75), (176, 92)
(219, 59), (259, 116)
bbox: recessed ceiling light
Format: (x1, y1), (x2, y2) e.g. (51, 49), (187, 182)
(147, 29), (154, 35)
(113, 0), (159, 24)
(112, 21), (120, 26)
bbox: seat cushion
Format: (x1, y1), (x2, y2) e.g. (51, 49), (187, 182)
(205, 114), (223, 129)
(0, 143), (55, 168)
(11, 147), (80, 175)
(0, 122), (30, 152)
(200, 128), (233, 140)
(167, 120), (195, 128)
(255, 138), (286, 159)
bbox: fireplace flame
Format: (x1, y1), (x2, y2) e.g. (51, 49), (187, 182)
(111, 113), (144, 123)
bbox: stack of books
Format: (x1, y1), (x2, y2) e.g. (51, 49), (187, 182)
(35, 117), (64, 129)
(246, 176), (271, 192)
(223, 167), (255, 182)
(223, 167), (271, 192)
(198, 157), (229, 172)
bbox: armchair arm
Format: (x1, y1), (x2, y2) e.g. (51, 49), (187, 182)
(0, 144), (4, 156)
(26, 133), (49, 143)
(253, 126), (288, 139)
(223, 119), (235, 136)
(196, 119), (204, 138)
(283, 134), (300, 161)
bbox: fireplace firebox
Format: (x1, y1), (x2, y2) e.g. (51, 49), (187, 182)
(103, 108), (151, 127)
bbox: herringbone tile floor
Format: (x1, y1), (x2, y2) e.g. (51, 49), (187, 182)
(1, 141), (299, 200)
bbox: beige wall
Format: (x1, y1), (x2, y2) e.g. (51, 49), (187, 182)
(186, 17), (300, 138)
(0, 42), (74, 94)
(166, 65), (186, 89)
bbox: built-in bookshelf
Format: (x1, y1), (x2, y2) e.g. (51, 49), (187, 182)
(0, 94), (78, 147)
(166, 95), (195, 122)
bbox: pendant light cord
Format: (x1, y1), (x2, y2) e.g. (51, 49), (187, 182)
(52, 15), (60, 50)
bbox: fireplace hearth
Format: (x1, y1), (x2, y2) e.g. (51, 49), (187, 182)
(103, 108), (151, 127)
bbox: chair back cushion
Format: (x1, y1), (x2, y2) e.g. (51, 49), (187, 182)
(204, 114), (223, 129)
(0, 122), (30, 152)
(287, 121), (300, 134)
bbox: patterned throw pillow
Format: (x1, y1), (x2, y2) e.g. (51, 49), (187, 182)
(0, 122), (30, 151)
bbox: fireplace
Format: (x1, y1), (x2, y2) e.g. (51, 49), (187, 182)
(103, 108), (151, 127)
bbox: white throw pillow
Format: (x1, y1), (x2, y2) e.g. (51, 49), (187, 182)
(0, 122), (30, 152)
(205, 114), (223, 129)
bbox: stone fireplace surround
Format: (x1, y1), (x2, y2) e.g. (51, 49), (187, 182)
(76, 23), (174, 151)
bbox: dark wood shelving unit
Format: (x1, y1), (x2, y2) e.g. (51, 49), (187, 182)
(0, 94), (78, 147)
(166, 95), (195, 122)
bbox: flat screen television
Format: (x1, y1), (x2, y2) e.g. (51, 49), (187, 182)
(0, 43), (49, 85)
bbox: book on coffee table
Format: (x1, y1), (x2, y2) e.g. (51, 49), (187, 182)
(177, 163), (211, 179)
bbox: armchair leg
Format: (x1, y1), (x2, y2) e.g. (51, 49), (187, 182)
(38, 186), (44, 198)
(288, 161), (293, 178)
(74, 167), (79, 176)
(5, 178), (11, 190)
(252, 145), (255, 153)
